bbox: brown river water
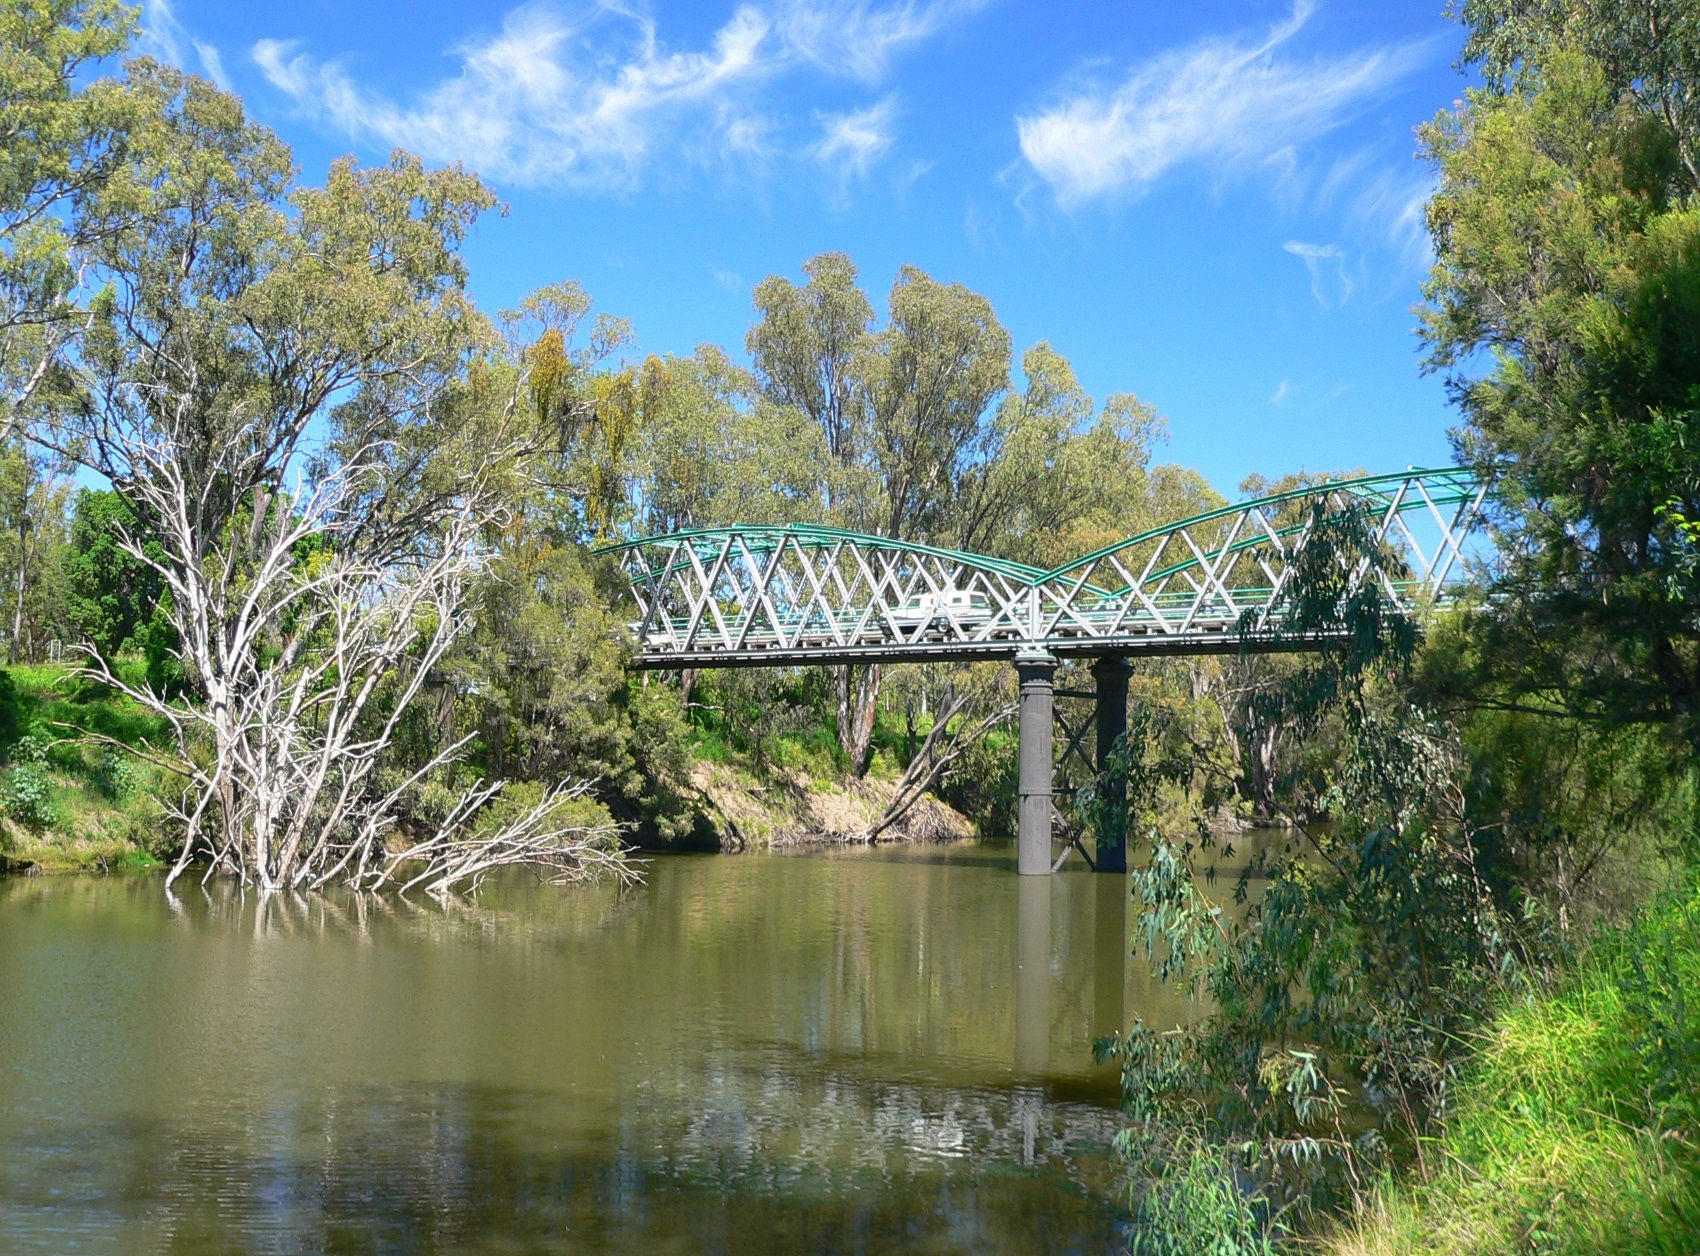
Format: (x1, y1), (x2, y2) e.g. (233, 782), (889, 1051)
(0, 842), (1198, 1254)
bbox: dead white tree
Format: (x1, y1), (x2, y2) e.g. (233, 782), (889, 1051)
(29, 78), (632, 894)
(71, 430), (628, 893)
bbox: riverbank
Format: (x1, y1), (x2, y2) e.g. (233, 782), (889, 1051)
(0, 663), (980, 872)
(686, 757), (969, 850)
(1324, 867), (1700, 1255)
(0, 663), (171, 873)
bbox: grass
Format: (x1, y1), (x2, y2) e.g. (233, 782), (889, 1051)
(1323, 869), (1700, 1255)
(7, 659), (171, 747)
(0, 661), (177, 871)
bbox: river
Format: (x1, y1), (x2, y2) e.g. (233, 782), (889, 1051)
(0, 842), (1188, 1254)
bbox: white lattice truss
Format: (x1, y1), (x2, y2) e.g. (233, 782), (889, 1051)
(600, 469), (1489, 667)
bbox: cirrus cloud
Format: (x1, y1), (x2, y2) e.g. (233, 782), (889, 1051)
(1015, 1), (1432, 207)
(250, 1), (977, 191)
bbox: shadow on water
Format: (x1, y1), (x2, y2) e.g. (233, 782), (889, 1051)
(0, 842), (1206, 1254)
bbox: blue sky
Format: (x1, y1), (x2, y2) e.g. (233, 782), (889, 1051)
(135, 0), (1477, 499)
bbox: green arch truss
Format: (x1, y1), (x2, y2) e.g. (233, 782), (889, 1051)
(595, 468), (1489, 667)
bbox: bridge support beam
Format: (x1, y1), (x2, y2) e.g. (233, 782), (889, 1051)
(1092, 657), (1132, 874)
(1016, 650), (1058, 875)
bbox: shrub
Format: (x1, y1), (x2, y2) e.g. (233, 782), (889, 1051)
(4, 733), (58, 830)
(94, 744), (138, 800)
(1125, 1137), (1282, 1256)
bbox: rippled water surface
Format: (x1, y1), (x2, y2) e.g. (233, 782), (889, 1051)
(0, 844), (1177, 1254)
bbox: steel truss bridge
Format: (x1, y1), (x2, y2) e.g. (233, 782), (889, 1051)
(597, 469), (1490, 874)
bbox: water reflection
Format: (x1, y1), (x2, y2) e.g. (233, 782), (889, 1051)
(1092, 874), (1128, 1045)
(1015, 876), (1053, 1075)
(0, 846), (1160, 1254)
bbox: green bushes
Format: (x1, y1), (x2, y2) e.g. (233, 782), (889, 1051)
(1327, 871), (1700, 1255)
(935, 726), (1016, 836)
(3, 732), (57, 829)
(1125, 1136), (1281, 1256)
(0, 663), (174, 865)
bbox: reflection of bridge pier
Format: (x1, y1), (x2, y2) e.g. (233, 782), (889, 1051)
(1014, 874), (1052, 1074)
(1092, 872), (1128, 1041)
(1013, 864), (1129, 1075)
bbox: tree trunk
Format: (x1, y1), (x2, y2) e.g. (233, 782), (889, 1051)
(9, 543), (23, 663)
(864, 688), (1015, 842)
(10, 515), (28, 664)
(835, 662), (881, 777)
(1214, 669), (1282, 823)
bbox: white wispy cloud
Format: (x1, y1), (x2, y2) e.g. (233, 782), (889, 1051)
(1015, 1), (1429, 207)
(253, 5), (771, 188)
(777, 0), (983, 82)
(812, 96), (897, 178)
(248, 1), (968, 191)
(1348, 165), (1435, 269)
(1283, 239), (1352, 307)
(139, 0), (230, 88)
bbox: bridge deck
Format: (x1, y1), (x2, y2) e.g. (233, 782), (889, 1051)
(599, 469), (1489, 669)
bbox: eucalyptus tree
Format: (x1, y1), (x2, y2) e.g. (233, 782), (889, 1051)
(38, 60), (623, 892)
(748, 252), (1010, 774)
(952, 342), (1176, 567)
(1424, 4), (1700, 758)
(630, 344), (828, 537)
(0, 436), (71, 661)
(0, 0), (137, 439)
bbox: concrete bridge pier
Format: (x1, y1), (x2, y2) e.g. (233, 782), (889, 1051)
(1015, 649), (1057, 875)
(1017, 652), (1134, 875)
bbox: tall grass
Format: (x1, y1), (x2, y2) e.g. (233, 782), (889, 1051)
(1, 662), (176, 868)
(1325, 870), (1700, 1255)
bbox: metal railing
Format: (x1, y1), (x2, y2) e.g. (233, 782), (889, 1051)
(597, 468), (1490, 667)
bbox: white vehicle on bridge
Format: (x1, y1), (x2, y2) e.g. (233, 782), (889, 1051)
(887, 589), (993, 632)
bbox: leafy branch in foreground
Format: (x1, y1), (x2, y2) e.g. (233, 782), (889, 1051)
(1092, 508), (1527, 1241)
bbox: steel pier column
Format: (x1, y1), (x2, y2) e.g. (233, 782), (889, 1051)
(1091, 656), (1132, 874)
(1016, 649), (1058, 875)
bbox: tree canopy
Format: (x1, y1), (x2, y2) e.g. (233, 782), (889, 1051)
(1423, 5), (1700, 753)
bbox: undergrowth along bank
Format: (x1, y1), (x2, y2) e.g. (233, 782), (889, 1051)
(1326, 868), (1700, 1255)
(0, 662), (173, 871)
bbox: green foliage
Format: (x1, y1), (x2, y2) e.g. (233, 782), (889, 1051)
(1123, 1135), (1282, 1256)
(936, 726), (1017, 836)
(94, 743), (135, 800)
(687, 667), (843, 777)
(0, 438), (74, 660)
(1093, 516), (1538, 1230)
(1326, 869), (1700, 1255)
(1422, 21), (1700, 753)
(62, 490), (159, 657)
(0, 0), (138, 435)
(438, 537), (696, 843)
(0, 666), (21, 746)
(742, 252), (1175, 774)
(630, 344), (826, 537)
(0, 663), (177, 863)
(3, 731), (57, 828)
